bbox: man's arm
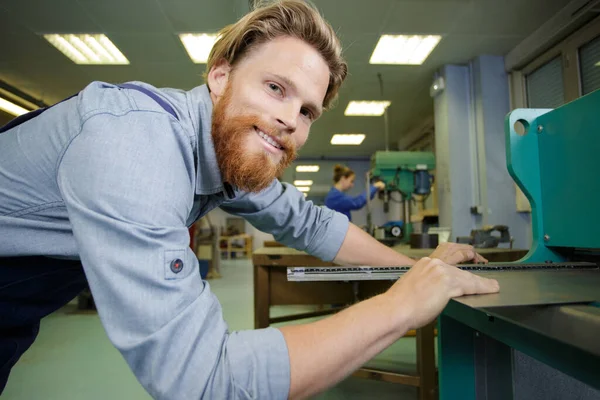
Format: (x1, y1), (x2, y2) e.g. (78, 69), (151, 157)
(220, 181), (349, 262)
(58, 111), (290, 399)
(334, 223), (416, 265)
(334, 223), (488, 266)
(222, 181), (492, 399)
(280, 257), (499, 399)
(222, 182), (485, 266)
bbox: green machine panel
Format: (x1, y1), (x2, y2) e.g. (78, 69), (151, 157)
(506, 89), (600, 255)
(537, 91), (600, 249)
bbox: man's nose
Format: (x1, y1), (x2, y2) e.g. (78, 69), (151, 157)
(275, 103), (298, 134)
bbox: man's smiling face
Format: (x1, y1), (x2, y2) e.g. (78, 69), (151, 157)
(209, 35), (330, 192)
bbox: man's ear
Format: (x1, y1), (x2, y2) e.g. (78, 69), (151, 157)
(207, 58), (231, 98)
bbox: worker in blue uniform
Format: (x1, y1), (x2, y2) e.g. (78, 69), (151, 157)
(324, 164), (385, 222)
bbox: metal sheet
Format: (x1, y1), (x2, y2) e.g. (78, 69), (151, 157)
(286, 265), (600, 307)
(455, 270), (600, 308)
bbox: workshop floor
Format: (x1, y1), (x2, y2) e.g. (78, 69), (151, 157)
(3, 259), (435, 399)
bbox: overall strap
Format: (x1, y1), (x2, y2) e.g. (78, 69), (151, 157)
(0, 93), (77, 134)
(0, 83), (178, 134)
(117, 83), (178, 120)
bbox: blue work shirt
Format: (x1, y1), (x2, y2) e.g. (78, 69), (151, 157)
(324, 186), (378, 222)
(0, 81), (349, 399)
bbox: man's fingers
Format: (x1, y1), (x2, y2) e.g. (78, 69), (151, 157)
(459, 249), (488, 264)
(454, 245), (487, 261)
(446, 249), (476, 264)
(478, 276), (500, 293)
(440, 247), (488, 266)
(462, 271), (499, 295)
(474, 252), (488, 263)
(447, 268), (499, 298)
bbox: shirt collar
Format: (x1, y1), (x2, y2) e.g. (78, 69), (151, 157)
(186, 84), (230, 196)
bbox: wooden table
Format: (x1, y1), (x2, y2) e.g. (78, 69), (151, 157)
(263, 240), (285, 247)
(219, 234), (253, 259)
(252, 246), (527, 400)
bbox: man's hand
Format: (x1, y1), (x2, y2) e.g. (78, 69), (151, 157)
(428, 242), (488, 264)
(386, 257), (499, 330)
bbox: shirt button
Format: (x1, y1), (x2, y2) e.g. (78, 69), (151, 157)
(170, 259), (184, 273)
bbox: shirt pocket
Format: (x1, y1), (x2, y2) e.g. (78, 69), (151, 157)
(164, 249), (191, 280)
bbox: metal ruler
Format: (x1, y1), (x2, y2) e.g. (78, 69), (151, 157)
(286, 262), (598, 282)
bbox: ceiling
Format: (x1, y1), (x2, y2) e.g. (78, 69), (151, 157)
(0, 0), (572, 160)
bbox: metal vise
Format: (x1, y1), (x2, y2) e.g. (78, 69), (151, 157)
(457, 225), (513, 248)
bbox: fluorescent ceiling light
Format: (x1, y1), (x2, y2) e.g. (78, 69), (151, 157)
(296, 165), (320, 172)
(331, 134), (366, 145)
(370, 35), (442, 65)
(296, 186), (311, 192)
(294, 180), (313, 186)
(44, 34), (129, 65)
(0, 97), (30, 116)
(596, 61), (600, 66)
(179, 33), (219, 63)
(344, 101), (390, 116)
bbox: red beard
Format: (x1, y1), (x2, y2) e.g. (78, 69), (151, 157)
(211, 84), (297, 193)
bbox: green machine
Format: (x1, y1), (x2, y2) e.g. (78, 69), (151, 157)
(368, 151), (436, 243)
(438, 90), (600, 399)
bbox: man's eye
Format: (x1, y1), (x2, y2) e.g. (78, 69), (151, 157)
(269, 83), (282, 94)
(300, 108), (313, 120)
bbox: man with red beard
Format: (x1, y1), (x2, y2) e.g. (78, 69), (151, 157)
(0, 1), (498, 398)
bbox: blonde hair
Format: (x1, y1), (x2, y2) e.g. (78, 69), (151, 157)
(333, 164), (354, 183)
(204, 0), (347, 109)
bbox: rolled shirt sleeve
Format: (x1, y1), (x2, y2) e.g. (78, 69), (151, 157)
(220, 181), (350, 262)
(57, 111), (290, 399)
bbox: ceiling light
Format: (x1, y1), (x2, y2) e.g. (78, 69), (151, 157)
(370, 35), (442, 65)
(429, 76), (445, 97)
(296, 186), (311, 192)
(296, 165), (320, 172)
(179, 33), (219, 63)
(0, 97), (30, 116)
(344, 101), (391, 116)
(331, 134), (366, 145)
(44, 34), (129, 65)
(596, 61), (600, 66)
(294, 180), (313, 186)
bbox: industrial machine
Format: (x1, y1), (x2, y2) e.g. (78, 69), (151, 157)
(367, 151), (435, 244)
(288, 89), (600, 398)
(437, 88), (600, 400)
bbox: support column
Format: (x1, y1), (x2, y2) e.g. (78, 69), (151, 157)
(472, 55), (531, 249)
(434, 65), (478, 241)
